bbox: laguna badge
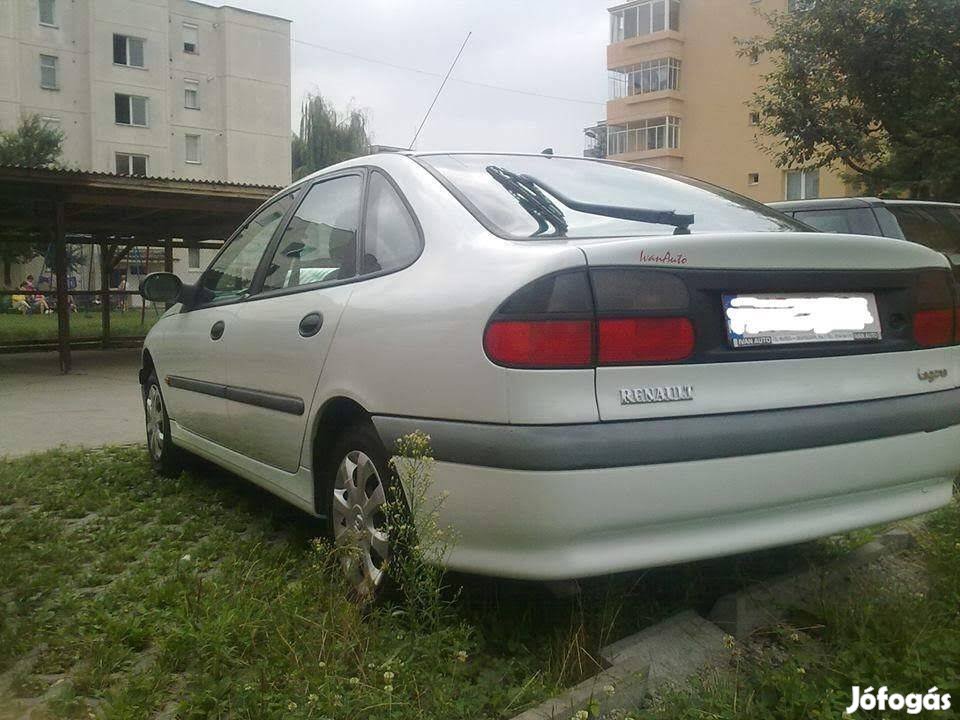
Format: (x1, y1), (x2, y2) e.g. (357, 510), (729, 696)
(620, 385), (694, 405)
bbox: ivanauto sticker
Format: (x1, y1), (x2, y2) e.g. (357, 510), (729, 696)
(637, 249), (688, 266)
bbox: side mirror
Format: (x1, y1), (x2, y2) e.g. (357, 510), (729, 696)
(140, 272), (183, 304)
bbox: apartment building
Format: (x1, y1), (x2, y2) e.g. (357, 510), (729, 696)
(604, 0), (848, 202)
(0, 0), (291, 187)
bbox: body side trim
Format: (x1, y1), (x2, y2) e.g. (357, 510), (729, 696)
(372, 387), (960, 470)
(166, 375), (304, 415)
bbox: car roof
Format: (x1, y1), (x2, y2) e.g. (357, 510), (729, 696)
(770, 197), (960, 211)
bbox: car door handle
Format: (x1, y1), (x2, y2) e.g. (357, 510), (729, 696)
(210, 320), (225, 341)
(299, 312), (324, 338)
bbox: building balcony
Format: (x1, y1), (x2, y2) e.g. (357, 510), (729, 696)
(608, 30), (684, 69)
(607, 89), (684, 125)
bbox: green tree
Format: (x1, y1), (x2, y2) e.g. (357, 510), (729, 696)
(741, 0), (960, 199)
(0, 115), (65, 285)
(291, 94), (372, 180)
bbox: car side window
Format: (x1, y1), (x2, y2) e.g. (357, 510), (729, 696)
(360, 171), (422, 276)
(199, 194), (294, 303)
(792, 208), (883, 236)
(260, 175), (363, 292)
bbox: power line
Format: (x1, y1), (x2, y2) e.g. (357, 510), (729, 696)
(290, 36), (605, 108)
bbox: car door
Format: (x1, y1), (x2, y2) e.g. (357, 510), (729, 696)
(219, 172), (366, 476)
(157, 193), (295, 445)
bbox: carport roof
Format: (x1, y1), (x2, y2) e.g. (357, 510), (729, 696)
(0, 164), (282, 244)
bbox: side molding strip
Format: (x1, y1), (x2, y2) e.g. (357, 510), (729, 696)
(166, 375), (305, 416)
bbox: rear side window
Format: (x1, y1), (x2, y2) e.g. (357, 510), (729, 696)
(885, 204), (960, 263)
(361, 171), (421, 275)
(792, 208), (883, 236)
(260, 175), (363, 292)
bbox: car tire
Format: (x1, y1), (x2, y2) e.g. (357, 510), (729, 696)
(321, 422), (395, 599)
(142, 369), (184, 478)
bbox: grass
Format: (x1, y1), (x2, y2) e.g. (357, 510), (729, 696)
(1, 446), (954, 719)
(634, 499), (960, 720)
(0, 308), (161, 343)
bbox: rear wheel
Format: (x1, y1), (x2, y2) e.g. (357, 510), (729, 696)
(143, 370), (184, 477)
(322, 423), (393, 599)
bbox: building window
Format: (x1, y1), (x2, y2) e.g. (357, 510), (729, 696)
(38, 0), (56, 26)
(785, 169), (820, 200)
(115, 93), (148, 126)
(187, 247), (201, 270)
(185, 134), (201, 164)
(606, 116), (681, 155)
(184, 80), (200, 109)
(749, 111), (761, 126)
(609, 0), (680, 43)
(116, 153), (148, 176)
(39, 54), (58, 89)
(183, 23), (199, 54)
(748, 173), (760, 186)
(113, 34), (145, 68)
(609, 58), (681, 99)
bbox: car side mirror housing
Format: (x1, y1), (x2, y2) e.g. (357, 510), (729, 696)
(140, 272), (183, 304)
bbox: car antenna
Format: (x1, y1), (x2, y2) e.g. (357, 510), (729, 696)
(408, 31), (472, 150)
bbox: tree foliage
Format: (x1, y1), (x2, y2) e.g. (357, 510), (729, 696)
(0, 115), (65, 284)
(291, 94), (372, 180)
(0, 114), (64, 168)
(741, 0), (960, 198)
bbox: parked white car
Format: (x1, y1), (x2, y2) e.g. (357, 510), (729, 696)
(140, 152), (960, 595)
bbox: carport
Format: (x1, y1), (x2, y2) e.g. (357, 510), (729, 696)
(0, 165), (279, 372)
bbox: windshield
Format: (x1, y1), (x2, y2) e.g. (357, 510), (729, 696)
(418, 153), (805, 239)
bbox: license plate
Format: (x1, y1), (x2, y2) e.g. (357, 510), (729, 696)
(722, 292), (882, 348)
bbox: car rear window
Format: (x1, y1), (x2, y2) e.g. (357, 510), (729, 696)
(885, 204), (960, 264)
(417, 153), (804, 239)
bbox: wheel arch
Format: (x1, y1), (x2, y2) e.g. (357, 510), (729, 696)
(139, 349), (155, 387)
(310, 395), (376, 515)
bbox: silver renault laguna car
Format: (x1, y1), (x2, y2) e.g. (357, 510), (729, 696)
(140, 152), (960, 595)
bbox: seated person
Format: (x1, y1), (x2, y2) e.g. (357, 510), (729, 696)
(11, 284), (32, 314)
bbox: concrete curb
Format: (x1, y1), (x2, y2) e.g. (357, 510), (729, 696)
(507, 526), (917, 720)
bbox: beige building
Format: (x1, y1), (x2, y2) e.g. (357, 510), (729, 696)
(605, 0), (848, 203)
(0, 0), (291, 187)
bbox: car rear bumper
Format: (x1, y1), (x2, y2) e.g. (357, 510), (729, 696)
(373, 392), (960, 580)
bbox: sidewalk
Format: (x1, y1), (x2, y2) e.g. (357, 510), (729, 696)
(0, 349), (144, 458)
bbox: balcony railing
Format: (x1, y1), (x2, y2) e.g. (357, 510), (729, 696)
(607, 116), (681, 155)
(609, 58), (681, 100)
(609, 0), (681, 43)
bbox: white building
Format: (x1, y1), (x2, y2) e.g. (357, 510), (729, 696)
(0, 0), (291, 295)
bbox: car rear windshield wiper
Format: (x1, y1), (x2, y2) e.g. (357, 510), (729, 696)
(487, 166), (569, 237)
(486, 165), (695, 236)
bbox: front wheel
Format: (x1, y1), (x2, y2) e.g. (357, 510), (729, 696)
(322, 423), (394, 599)
(143, 370), (184, 477)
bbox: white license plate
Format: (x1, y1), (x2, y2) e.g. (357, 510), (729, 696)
(722, 292), (882, 348)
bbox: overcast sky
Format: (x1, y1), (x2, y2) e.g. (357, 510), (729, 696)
(201, 0), (610, 155)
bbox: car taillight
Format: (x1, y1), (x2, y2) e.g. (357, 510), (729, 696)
(598, 317), (695, 363)
(484, 320), (593, 368)
(914, 309), (954, 347)
(484, 268), (695, 368)
(913, 270), (958, 348)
